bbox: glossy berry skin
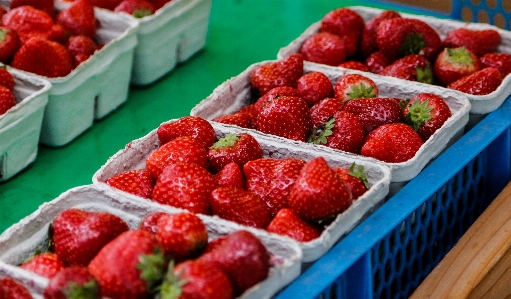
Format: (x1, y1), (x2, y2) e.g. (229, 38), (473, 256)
(249, 54), (303, 95)
(480, 52), (511, 77)
(0, 27), (20, 64)
(67, 35), (97, 67)
(338, 61), (370, 72)
(253, 86), (301, 118)
(106, 169), (155, 198)
(361, 123), (424, 163)
(266, 208), (322, 242)
(139, 212), (167, 234)
(56, 0), (97, 40)
(0, 67), (15, 91)
(443, 28), (501, 57)
(360, 10), (401, 57)
(288, 157), (353, 221)
(310, 97), (344, 128)
(43, 267), (101, 299)
(0, 277), (33, 299)
(379, 54), (434, 84)
(404, 93), (452, 141)
(334, 163), (369, 200)
(10, 0), (55, 18)
(213, 112), (254, 129)
(320, 7), (365, 57)
(151, 162), (216, 215)
(365, 51), (391, 74)
(20, 252), (66, 279)
(207, 133), (263, 174)
(157, 116), (216, 148)
(51, 208), (130, 267)
(91, 0), (123, 10)
(300, 32), (347, 66)
(114, 0), (155, 18)
(342, 97), (404, 133)
(434, 47), (481, 86)
(334, 74), (379, 104)
(0, 86), (16, 116)
(213, 162), (245, 189)
(296, 72), (334, 107)
(2, 6), (54, 44)
(447, 67), (502, 96)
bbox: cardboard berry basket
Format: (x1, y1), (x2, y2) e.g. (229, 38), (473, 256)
(0, 68), (51, 182)
(277, 5), (511, 117)
(0, 184), (303, 299)
(190, 61), (471, 194)
(92, 120), (391, 263)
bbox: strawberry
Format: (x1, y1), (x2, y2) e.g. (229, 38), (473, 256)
(0, 277), (33, 299)
(213, 111), (254, 129)
(309, 97), (344, 128)
(361, 123), (424, 163)
(145, 136), (208, 179)
(50, 208), (129, 266)
(20, 252), (66, 279)
(307, 111), (366, 154)
(91, 0), (123, 10)
(11, 38), (74, 78)
(443, 28), (501, 57)
(288, 157), (352, 221)
(105, 169), (155, 198)
(147, 0), (172, 10)
(157, 116), (216, 148)
(214, 162), (246, 190)
(334, 73), (379, 104)
(342, 97), (404, 133)
(198, 230), (270, 296)
(253, 86), (301, 117)
(320, 7), (365, 57)
(0, 67), (15, 91)
(299, 32), (347, 66)
(151, 162), (216, 214)
(155, 212), (208, 262)
(0, 27), (20, 64)
(114, 0), (155, 17)
(256, 95), (312, 142)
(210, 187), (272, 229)
(56, 0), (97, 40)
(365, 51), (391, 74)
(338, 60), (370, 72)
(333, 163), (369, 200)
(10, 0), (55, 18)
(207, 133), (263, 174)
(43, 267), (101, 299)
(234, 103), (258, 125)
(139, 212), (167, 234)
(360, 10), (402, 57)
(2, 6), (55, 44)
(480, 52), (511, 77)
(379, 54), (434, 84)
(0, 7), (6, 20)
(0, 86), (16, 116)
(403, 93), (452, 141)
(88, 229), (166, 299)
(296, 71), (334, 107)
(243, 157), (306, 217)
(159, 260), (233, 299)
(66, 35), (97, 67)
(447, 67), (502, 95)
(376, 18), (442, 61)
(266, 208), (322, 242)
(434, 47), (481, 86)
(249, 53), (303, 95)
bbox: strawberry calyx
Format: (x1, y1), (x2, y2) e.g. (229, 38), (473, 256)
(346, 83), (376, 101)
(405, 99), (432, 131)
(447, 47), (473, 65)
(349, 163), (369, 189)
(0, 28), (9, 42)
(133, 8), (153, 18)
(154, 261), (185, 299)
(307, 117), (335, 144)
(415, 65), (434, 84)
(211, 133), (240, 149)
(400, 32), (427, 57)
(137, 248), (167, 294)
(62, 280), (101, 299)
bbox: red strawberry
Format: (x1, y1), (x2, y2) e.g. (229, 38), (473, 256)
(361, 123), (424, 163)
(91, 0), (123, 10)
(145, 136), (208, 179)
(334, 73), (379, 104)
(309, 97), (344, 128)
(147, 0), (172, 10)
(0, 27), (20, 64)
(333, 163), (369, 200)
(403, 93), (452, 141)
(256, 95), (312, 142)
(376, 18), (442, 61)
(213, 112), (254, 129)
(320, 8), (365, 57)
(20, 252), (66, 279)
(342, 97), (404, 133)
(50, 208), (129, 266)
(443, 28), (501, 57)
(447, 67), (502, 95)
(2, 6), (54, 43)
(43, 267), (101, 299)
(380, 54), (434, 84)
(480, 52), (511, 77)
(67, 35), (97, 67)
(235, 103), (258, 125)
(300, 32), (347, 66)
(243, 157), (306, 217)
(207, 133), (263, 174)
(56, 0), (97, 40)
(296, 71), (334, 107)
(0, 277), (33, 299)
(105, 169), (155, 198)
(114, 0), (155, 17)
(88, 229), (166, 299)
(249, 54), (303, 95)
(0, 86), (16, 115)
(10, 0), (55, 18)
(157, 116), (216, 148)
(198, 230), (270, 296)
(253, 86), (301, 117)
(0, 67), (15, 91)
(360, 10), (402, 57)
(155, 212), (208, 261)
(288, 157), (352, 221)
(151, 162), (216, 214)
(434, 47), (481, 86)
(266, 208), (322, 242)
(338, 60), (370, 72)
(365, 51), (391, 74)
(11, 38), (74, 78)
(214, 162), (246, 190)
(210, 187), (272, 229)
(307, 110), (366, 154)
(159, 260), (233, 299)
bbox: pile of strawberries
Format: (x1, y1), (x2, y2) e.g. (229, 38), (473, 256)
(63, 0), (174, 18)
(0, 68), (17, 116)
(17, 208), (272, 299)
(216, 54), (452, 164)
(297, 7), (510, 96)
